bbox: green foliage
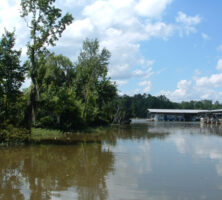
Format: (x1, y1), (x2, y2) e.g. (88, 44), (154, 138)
(38, 116), (55, 128)
(30, 39), (118, 130)
(35, 54), (84, 130)
(20, 0), (73, 130)
(1, 0), (221, 142)
(115, 94), (177, 119)
(0, 30), (26, 127)
(75, 39), (117, 125)
(115, 95), (134, 123)
(118, 94), (222, 119)
(0, 125), (30, 144)
(20, 0), (73, 54)
(179, 99), (222, 110)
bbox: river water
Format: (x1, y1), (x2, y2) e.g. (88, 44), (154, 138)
(1, 122), (222, 200)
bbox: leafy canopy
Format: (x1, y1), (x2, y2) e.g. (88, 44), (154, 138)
(0, 30), (26, 126)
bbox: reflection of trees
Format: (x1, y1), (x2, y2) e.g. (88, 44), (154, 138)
(3, 123), (222, 199)
(103, 124), (170, 145)
(102, 122), (222, 146)
(0, 148), (26, 200)
(146, 122), (222, 137)
(0, 144), (114, 200)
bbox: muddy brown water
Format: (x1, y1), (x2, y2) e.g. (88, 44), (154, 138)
(1, 122), (222, 200)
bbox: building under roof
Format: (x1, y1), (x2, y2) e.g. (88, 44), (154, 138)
(147, 109), (222, 121)
(147, 109), (209, 114)
(211, 109), (222, 113)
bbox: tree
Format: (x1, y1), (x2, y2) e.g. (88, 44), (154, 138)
(95, 78), (117, 124)
(75, 39), (117, 125)
(20, 0), (73, 131)
(37, 54), (84, 130)
(0, 30), (25, 127)
(113, 95), (133, 124)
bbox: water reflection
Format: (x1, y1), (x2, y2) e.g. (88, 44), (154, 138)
(105, 122), (222, 200)
(0, 144), (114, 200)
(1, 123), (222, 199)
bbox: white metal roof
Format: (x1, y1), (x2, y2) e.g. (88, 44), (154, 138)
(147, 109), (209, 114)
(211, 109), (222, 113)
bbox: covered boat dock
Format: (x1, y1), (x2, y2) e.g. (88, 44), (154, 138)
(147, 109), (222, 122)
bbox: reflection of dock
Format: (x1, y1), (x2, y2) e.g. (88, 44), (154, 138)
(147, 109), (222, 124)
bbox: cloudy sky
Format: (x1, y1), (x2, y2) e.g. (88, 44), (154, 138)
(1, 0), (222, 102)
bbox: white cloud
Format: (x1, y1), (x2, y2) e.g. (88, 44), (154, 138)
(0, 0), (20, 33)
(114, 80), (128, 86)
(55, 1), (202, 90)
(134, 70), (145, 77)
(0, 0), (28, 56)
(195, 59), (222, 88)
(133, 67), (153, 79)
(161, 80), (192, 101)
(135, 0), (172, 18)
(176, 11), (201, 25)
(162, 79), (222, 102)
(176, 11), (201, 35)
(147, 60), (155, 67)
(65, 19), (94, 40)
(216, 59), (222, 71)
(139, 80), (148, 86)
(108, 64), (131, 80)
(145, 21), (175, 39)
(161, 59), (222, 102)
(201, 32), (210, 40)
(139, 80), (152, 93)
(1, 0), (202, 93)
(83, 0), (135, 28)
(196, 73), (222, 88)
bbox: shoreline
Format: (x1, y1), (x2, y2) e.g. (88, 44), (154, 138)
(0, 127), (109, 146)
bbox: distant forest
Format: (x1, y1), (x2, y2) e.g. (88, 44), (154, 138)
(118, 94), (222, 118)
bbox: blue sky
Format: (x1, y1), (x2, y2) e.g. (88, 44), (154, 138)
(1, 0), (222, 102)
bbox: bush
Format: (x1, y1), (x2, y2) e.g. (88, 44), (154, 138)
(38, 116), (55, 128)
(0, 125), (30, 144)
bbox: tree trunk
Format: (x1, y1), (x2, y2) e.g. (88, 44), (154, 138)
(24, 97), (32, 132)
(57, 115), (60, 124)
(24, 87), (36, 132)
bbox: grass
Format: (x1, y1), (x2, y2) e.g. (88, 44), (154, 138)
(30, 127), (109, 145)
(32, 128), (63, 140)
(0, 126), (110, 146)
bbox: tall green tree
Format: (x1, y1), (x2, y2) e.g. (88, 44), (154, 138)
(75, 39), (117, 125)
(37, 54), (84, 130)
(0, 30), (25, 127)
(20, 0), (73, 131)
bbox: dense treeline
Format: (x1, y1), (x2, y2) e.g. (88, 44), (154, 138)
(1, 28), (222, 132)
(0, 32), (118, 131)
(0, 0), (119, 134)
(178, 100), (222, 110)
(34, 39), (118, 130)
(1, 0), (222, 136)
(0, 30), (26, 128)
(118, 94), (222, 118)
